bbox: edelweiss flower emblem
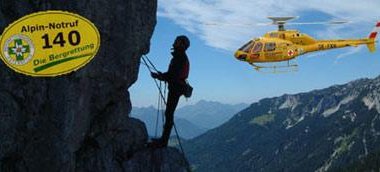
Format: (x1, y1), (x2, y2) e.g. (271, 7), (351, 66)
(3, 34), (35, 65)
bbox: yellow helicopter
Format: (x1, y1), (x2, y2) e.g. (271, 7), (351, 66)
(234, 17), (379, 72)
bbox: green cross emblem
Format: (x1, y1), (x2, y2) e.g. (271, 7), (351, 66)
(8, 39), (30, 61)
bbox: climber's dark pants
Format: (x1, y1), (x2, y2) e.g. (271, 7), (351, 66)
(161, 89), (182, 145)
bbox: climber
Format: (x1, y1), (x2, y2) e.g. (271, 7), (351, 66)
(149, 35), (191, 148)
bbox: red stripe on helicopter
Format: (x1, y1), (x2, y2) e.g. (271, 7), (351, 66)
(377, 22), (380, 27)
(369, 32), (377, 39)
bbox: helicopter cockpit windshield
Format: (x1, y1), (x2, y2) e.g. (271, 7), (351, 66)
(238, 40), (255, 53)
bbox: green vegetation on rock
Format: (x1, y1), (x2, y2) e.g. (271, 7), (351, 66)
(249, 114), (275, 126)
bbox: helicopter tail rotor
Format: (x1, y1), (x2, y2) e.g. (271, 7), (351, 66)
(367, 21), (380, 53)
(368, 21), (380, 40)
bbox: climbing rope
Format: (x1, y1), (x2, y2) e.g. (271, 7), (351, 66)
(141, 55), (188, 159)
(154, 83), (161, 137)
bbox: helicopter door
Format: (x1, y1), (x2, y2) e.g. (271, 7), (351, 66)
(264, 42), (276, 51)
(249, 42), (263, 60)
(264, 42), (277, 60)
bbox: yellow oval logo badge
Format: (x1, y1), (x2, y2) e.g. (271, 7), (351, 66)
(0, 11), (100, 77)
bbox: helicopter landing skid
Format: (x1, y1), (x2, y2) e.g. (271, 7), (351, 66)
(250, 61), (298, 73)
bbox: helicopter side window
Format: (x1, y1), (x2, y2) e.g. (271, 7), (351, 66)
(239, 40), (255, 53)
(252, 42), (263, 53)
(264, 42), (276, 51)
(269, 33), (278, 38)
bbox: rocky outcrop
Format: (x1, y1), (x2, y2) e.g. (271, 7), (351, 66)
(123, 148), (189, 172)
(0, 0), (188, 171)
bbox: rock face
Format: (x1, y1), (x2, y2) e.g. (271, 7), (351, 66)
(123, 147), (189, 172)
(0, 1), (188, 171)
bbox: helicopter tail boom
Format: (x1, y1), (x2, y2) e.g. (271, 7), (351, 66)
(367, 21), (379, 52)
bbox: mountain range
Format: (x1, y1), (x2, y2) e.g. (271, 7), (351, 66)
(176, 100), (248, 130)
(184, 76), (380, 171)
(131, 100), (247, 139)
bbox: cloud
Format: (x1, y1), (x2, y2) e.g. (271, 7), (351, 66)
(158, 0), (379, 51)
(334, 46), (364, 64)
(304, 52), (328, 59)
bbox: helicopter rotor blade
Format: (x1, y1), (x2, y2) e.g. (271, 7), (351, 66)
(286, 21), (350, 25)
(200, 20), (349, 27)
(200, 22), (257, 27)
(256, 23), (273, 26)
(256, 20), (349, 26)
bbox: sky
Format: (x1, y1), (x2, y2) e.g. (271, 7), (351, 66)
(130, 0), (380, 108)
